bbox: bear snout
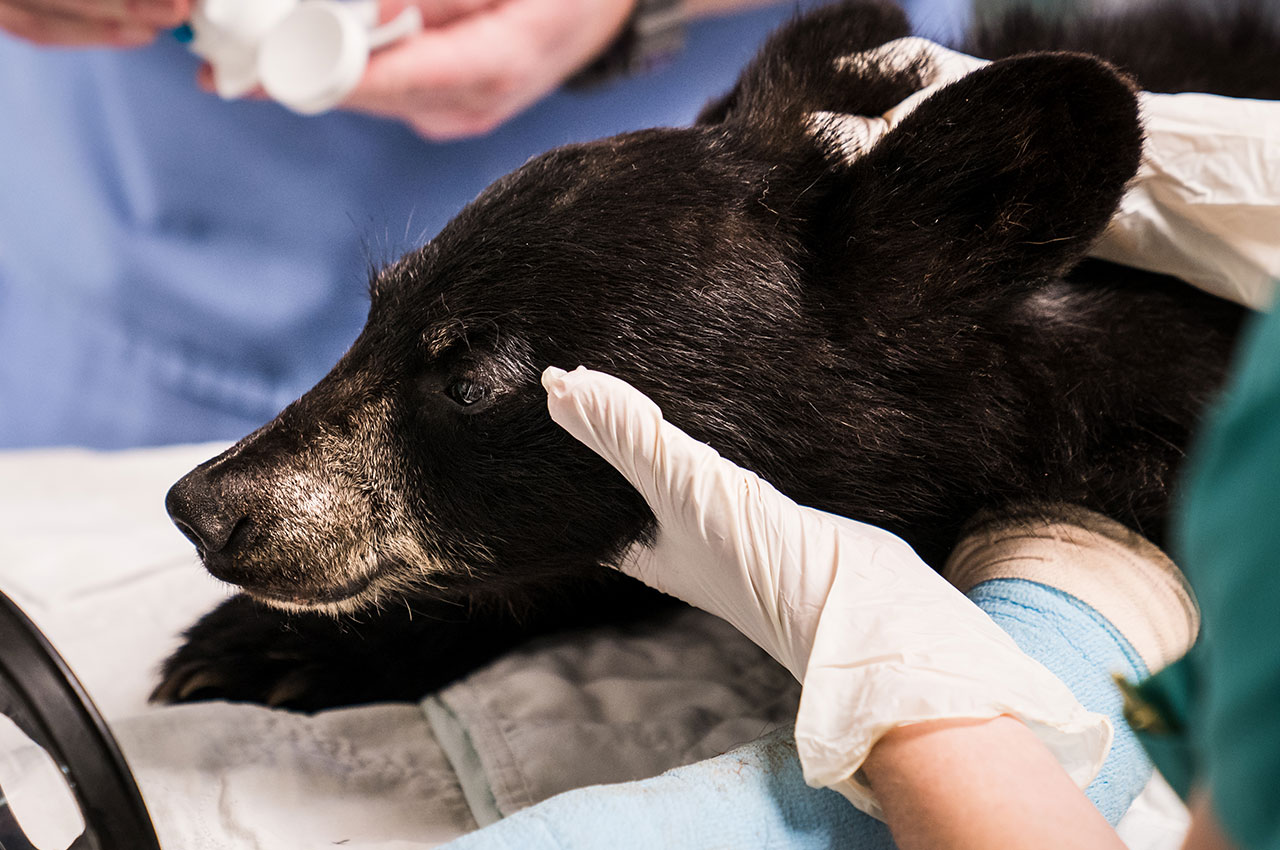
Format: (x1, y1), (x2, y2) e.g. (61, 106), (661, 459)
(165, 435), (406, 611)
(166, 466), (247, 558)
(166, 463), (316, 593)
(165, 465), (268, 590)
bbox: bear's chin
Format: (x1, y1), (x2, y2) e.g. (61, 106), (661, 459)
(241, 572), (379, 616)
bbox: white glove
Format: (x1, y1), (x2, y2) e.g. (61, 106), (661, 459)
(1091, 92), (1280, 310)
(818, 37), (1280, 310)
(543, 365), (1111, 820)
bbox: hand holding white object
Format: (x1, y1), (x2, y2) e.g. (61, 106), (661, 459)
(542, 365), (1111, 820)
(831, 37), (1280, 310)
(186, 0), (423, 113)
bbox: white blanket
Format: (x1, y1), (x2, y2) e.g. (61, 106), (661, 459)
(0, 444), (1188, 849)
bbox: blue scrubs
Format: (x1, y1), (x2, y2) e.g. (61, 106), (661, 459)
(0, 1), (969, 448)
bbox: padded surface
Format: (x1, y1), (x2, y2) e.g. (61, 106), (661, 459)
(0, 444), (1188, 849)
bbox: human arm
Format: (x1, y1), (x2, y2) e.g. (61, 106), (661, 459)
(0, 0), (187, 46)
(864, 716), (1125, 850)
(867, 721), (1229, 850)
(683, 0), (779, 13)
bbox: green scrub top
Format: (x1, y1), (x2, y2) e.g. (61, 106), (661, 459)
(1128, 296), (1280, 850)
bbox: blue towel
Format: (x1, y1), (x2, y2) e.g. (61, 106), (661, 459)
(441, 577), (1149, 849)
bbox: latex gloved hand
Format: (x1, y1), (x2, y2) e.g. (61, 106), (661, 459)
(817, 37), (1280, 309)
(0, 0), (187, 47)
(543, 365), (1112, 820)
(1091, 92), (1280, 310)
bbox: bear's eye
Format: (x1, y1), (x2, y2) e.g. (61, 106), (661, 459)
(444, 379), (488, 407)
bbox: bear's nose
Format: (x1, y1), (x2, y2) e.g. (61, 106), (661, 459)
(165, 467), (246, 555)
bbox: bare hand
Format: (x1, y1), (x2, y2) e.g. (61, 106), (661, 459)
(342, 0), (638, 140)
(0, 0), (189, 47)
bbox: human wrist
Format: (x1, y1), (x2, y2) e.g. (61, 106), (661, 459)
(566, 0), (684, 88)
(680, 0), (783, 17)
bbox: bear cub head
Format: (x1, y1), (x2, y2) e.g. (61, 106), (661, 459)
(165, 3), (1159, 615)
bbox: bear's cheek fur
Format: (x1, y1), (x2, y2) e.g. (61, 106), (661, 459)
(386, 378), (658, 596)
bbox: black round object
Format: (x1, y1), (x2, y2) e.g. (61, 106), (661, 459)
(0, 588), (160, 850)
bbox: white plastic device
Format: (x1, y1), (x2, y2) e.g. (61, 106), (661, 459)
(186, 0), (423, 115)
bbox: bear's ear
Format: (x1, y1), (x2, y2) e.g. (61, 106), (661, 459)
(698, 1), (916, 130)
(813, 53), (1143, 308)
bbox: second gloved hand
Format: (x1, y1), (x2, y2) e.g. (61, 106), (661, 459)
(543, 365), (1112, 819)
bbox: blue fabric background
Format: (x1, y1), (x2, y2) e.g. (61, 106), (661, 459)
(0, 1), (970, 448)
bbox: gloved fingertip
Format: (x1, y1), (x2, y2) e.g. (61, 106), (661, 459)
(543, 366), (668, 485)
(543, 365), (623, 450)
(541, 365), (570, 393)
(542, 366), (601, 416)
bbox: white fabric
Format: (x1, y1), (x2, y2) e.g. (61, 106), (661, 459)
(817, 37), (1280, 309)
(114, 702), (476, 850)
(0, 443), (478, 850)
(0, 443), (234, 719)
(543, 365), (1113, 820)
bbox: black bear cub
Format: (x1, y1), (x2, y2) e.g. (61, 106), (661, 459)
(157, 1), (1273, 710)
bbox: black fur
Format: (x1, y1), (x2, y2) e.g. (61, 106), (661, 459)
(156, 1), (1270, 710)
